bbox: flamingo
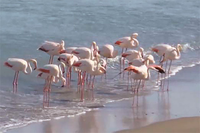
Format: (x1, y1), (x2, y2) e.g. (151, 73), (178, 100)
(98, 44), (118, 59)
(115, 33), (139, 73)
(37, 62), (66, 92)
(98, 44), (118, 78)
(37, 62), (66, 106)
(160, 44), (182, 90)
(121, 47), (143, 78)
(58, 53), (79, 86)
(151, 44), (173, 63)
(72, 59), (95, 101)
(4, 58), (37, 93)
(127, 55), (155, 90)
(124, 64), (165, 93)
(38, 40), (65, 64)
(88, 59), (107, 89)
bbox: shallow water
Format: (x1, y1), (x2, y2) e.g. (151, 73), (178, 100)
(0, 0), (200, 132)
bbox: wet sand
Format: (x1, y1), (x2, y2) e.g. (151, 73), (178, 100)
(7, 65), (200, 133)
(116, 117), (200, 133)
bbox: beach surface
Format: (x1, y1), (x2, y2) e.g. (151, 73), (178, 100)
(7, 65), (200, 133)
(117, 117), (200, 133)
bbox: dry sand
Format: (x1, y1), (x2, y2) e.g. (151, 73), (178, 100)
(116, 117), (200, 133)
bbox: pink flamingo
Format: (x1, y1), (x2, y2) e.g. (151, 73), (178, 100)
(115, 33), (139, 73)
(58, 53), (79, 86)
(160, 44), (182, 90)
(4, 58), (37, 93)
(88, 59), (107, 89)
(37, 62), (66, 106)
(38, 40), (65, 64)
(127, 55), (155, 90)
(72, 59), (97, 101)
(121, 47), (143, 78)
(98, 44), (118, 78)
(124, 64), (165, 106)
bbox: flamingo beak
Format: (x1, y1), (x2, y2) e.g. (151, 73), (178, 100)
(72, 62), (82, 67)
(58, 57), (61, 61)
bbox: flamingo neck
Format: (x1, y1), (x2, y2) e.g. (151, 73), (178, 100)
(24, 59), (37, 74)
(175, 45), (181, 59)
(58, 63), (66, 85)
(132, 38), (139, 48)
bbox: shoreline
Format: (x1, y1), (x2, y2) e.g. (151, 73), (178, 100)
(6, 64), (200, 133)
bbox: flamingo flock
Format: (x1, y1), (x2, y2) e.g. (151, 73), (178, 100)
(4, 33), (182, 106)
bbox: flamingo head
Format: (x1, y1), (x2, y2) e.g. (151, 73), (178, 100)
(131, 33), (138, 39)
(144, 54), (155, 64)
(177, 44), (183, 52)
(99, 66), (106, 74)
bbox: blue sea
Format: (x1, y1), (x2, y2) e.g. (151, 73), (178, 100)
(0, 0), (199, 132)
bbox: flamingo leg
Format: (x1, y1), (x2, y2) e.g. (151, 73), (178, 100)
(92, 76), (95, 89)
(136, 80), (141, 93)
(122, 58), (125, 79)
(15, 71), (19, 93)
(88, 75), (92, 88)
(157, 56), (163, 84)
(167, 60), (172, 91)
(80, 72), (86, 101)
(127, 71), (130, 91)
(12, 72), (17, 93)
(69, 67), (72, 86)
(120, 48), (124, 77)
(162, 60), (168, 90)
(105, 58), (108, 79)
(133, 80), (137, 93)
(142, 80), (145, 90)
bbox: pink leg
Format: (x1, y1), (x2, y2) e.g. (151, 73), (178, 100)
(91, 76), (95, 89)
(15, 71), (19, 93)
(167, 60), (172, 91)
(162, 60), (168, 90)
(142, 80), (145, 90)
(127, 71), (130, 91)
(133, 80), (137, 92)
(122, 58), (125, 79)
(48, 55), (52, 64)
(105, 58), (108, 79)
(120, 48), (124, 77)
(136, 80), (141, 93)
(69, 67), (72, 86)
(157, 56), (163, 84)
(88, 75), (92, 88)
(80, 72), (86, 101)
(12, 72), (17, 93)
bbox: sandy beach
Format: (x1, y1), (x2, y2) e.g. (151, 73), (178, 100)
(6, 64), (200, 133)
